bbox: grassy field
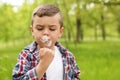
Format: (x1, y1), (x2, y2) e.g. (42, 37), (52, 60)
(0, 41), (120, 80)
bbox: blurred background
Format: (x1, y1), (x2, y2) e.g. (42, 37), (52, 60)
(0, 0), (120, 80)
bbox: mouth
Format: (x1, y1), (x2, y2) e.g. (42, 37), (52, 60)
(41, 35), (52, 47)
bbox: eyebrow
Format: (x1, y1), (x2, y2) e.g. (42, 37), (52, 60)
(35, 24), (57, 27)
(35, 25), (44, 27)
(49, 25), (57, 27)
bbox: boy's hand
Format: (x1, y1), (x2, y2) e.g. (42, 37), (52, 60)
(39, 48), (54, 67)
(35, 48), (54, 79)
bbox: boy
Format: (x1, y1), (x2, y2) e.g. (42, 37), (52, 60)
(12, 4), (80, 80)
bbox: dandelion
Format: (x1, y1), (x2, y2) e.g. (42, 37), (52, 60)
(41, 35), (52, 47)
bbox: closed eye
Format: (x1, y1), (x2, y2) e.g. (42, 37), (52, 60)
(35, 25), (44, 31)
(49, 28), (56, 31)
(49, 25), (56, 31)
(37, 28), (43, 31)
(35, 27), (43, 31)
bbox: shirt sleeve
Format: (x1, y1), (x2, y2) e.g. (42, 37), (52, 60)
(12, 51), (39, 80)
(72, 56), (80, 80)
(69, 52), (80, 80)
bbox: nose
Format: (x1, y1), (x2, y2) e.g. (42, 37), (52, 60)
(43, 28), (49, 35)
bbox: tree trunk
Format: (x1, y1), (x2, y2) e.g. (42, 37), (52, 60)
(117, 21), (120, 38)
(76, 18), (82, 42)
(94, 26), (98, 40)
(68, 31), (71, 41)
(75, 0), (83, 43)
(117, 15), (120, 38)
(101, 14), (106, 40)
(62, 0), (72, 41)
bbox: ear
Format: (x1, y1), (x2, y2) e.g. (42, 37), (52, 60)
(59, 27), (64, 38)
(30, 25), (34, 36)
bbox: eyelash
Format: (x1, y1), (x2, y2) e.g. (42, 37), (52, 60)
(37, 28), (43, 31)
(49, 29), (56, 31)
(36, 28), (56, 31)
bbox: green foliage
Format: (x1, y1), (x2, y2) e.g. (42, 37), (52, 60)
(0, 0), (120, 42)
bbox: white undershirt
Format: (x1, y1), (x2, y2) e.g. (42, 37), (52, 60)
(46, 46), (63, 80)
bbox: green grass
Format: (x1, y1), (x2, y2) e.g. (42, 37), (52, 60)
(68, 41), (120, 80)
(0, 41), (29, 80)
(0, 41), (120, 80)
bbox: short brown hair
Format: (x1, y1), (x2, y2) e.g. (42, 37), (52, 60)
(32, 4), (63, 27)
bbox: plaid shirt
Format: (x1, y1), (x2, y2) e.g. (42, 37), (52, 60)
(12, 41), (80, 80)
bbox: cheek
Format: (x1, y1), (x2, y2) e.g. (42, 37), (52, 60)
(51, 32), (60, 40)
(33, 32), (42, 41)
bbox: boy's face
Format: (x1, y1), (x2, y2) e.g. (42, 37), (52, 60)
(30, 13), (64, 49)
